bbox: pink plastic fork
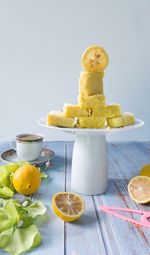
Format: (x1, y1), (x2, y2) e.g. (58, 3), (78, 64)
(99, 206), (150, 228)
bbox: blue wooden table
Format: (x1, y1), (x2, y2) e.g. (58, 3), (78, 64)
(0, 141), (150, 255)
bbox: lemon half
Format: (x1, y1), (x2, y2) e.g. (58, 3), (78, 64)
(128, 176), (150, 204)
(52, 192), (85, 222)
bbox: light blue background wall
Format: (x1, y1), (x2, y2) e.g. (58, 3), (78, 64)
(0, 0), (149, 141)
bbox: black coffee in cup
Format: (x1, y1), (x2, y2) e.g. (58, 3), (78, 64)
(16, 134), (43, 142)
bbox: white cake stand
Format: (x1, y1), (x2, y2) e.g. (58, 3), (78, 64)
(38, 118), (144, 195)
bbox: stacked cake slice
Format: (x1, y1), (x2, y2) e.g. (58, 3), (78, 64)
(47, 45), (135, 128)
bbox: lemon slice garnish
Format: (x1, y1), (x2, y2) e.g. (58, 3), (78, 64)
(81, 45), (109, 72)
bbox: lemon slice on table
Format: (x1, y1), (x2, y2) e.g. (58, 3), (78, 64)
(128, 176), (150, 204)
(52, 192), (85, 222)
(140, 164), (150, 177)
(81, 45), (109, 72)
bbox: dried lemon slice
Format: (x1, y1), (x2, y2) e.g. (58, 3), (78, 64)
(128, 176), (150, 204)
(140, 164), (150, 177)
(52, 192), (85, 221)
(81, 45), (109, 72)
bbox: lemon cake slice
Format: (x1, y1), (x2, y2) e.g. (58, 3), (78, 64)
(78, 116), (106, 128)
(92, 104), (121, 118)
(79, 71), (104, 96)
(63, 104), (89, 118)
(106, 104), (121, 118)
(47, 111), (76, 128)
(78, 94), (106, 109)
(91, 104), (121, 118)
(91, 105), (107, 117)
(107, 112), (135, 128)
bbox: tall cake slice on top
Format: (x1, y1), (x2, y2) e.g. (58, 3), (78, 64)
(47, 45), (135, 128)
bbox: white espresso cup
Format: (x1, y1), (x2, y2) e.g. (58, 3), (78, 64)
(12, 134), (44, 161)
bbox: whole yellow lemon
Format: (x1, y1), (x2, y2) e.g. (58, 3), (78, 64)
(12, 164), (41, 195)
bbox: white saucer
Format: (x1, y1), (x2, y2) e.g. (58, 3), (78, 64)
(0, 148), (55, 166)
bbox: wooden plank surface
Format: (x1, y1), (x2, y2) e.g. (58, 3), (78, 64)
(31, 141), (66, 255)
(0, 141), (149, 255)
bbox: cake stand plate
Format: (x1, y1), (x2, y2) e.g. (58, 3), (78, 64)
(38, 118), (144, 195)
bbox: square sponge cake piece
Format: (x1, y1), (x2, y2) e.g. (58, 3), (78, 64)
(107, 112), (135, 128)
(78, 94), (106, 109)
(106, 104), (121, 118)
(79, 71), (104, 96)
(47, 111), (76, 128)
(91, 104), (121, 118)
(63, 104), (89, 118)
(92, 104), (121, 118)
(78, 116), (106, 128)
(91, 105), (107, 117)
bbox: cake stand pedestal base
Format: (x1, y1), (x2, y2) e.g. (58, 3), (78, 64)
(71, 134), (108, 195)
